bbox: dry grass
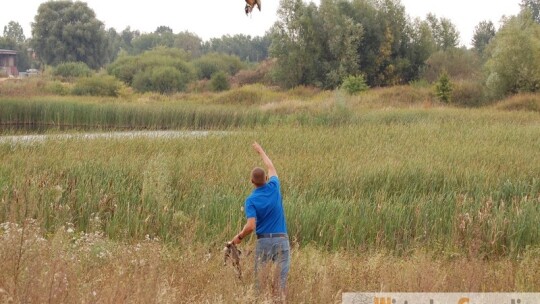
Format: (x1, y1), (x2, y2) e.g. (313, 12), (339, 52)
(494, 93), (540, 113)
(0, 221), (538, 303)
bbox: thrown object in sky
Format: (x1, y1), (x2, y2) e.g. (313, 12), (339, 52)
(245, 0), (261, 15)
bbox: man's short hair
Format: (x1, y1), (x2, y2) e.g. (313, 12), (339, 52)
(251, 167), (266, 187)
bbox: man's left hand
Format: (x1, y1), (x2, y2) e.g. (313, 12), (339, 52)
(231, 234), (242, 245)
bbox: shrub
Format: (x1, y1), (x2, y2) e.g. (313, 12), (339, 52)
(132, 66), (193, 94)
(451, 80), (486, 107)
(72, 75), (122, 97)
(341, 75), (369, 95)
(107, 56), (140, 85)
(210, 71), (230, 92)
(53, 62), (92, 80)
(494, 93), (540, 112)
(192, 53), (244, 79)
(45, 81), (70, 96)
(214, 86), (264, 105)
(232, 59), (276, 87)
(151, 67), (189, 94)
(107, 48), (194, 86)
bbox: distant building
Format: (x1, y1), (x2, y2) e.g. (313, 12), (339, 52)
(0, 49), (18, 77)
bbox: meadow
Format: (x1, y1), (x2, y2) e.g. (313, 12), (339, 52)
(0, 80), (539, 302)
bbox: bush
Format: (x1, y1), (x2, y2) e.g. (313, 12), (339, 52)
(53, 62), (92, 80)
(341, 75), (369, 95)
(231, 59), (276, 87)
(210, 71), (230, 92)
(451, 80), (486, 107)
(107, 48), (194, 86)
(45, 81), (70, 96)
(107, 56), (140, 85)
(132, 66), (192, 94)
(152, 67), (189, 94)
(192, 53), (244, 79)
(72, 75), (122, 97)
(214, 86), (264, 105)
(494, 93), (540, 112)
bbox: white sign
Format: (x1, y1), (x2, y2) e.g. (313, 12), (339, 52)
(342, 293), (540, 304)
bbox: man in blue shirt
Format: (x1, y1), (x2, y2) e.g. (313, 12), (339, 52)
(230, 142), (290, 298)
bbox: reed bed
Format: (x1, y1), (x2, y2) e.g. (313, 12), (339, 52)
(1, 112), (539, 256)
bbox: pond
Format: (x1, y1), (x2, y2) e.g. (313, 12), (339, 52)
(0, 130), (227, 144)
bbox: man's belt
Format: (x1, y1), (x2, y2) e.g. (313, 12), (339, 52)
(257, 233), (288, 239)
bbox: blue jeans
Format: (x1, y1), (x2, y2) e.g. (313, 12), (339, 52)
(255, 236), (290, 290)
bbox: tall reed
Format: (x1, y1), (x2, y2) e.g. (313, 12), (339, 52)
(1, 112), (539, 256)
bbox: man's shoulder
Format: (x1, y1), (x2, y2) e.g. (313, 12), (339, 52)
(268, 175), (280, 187)
(269, 175), (279, 183)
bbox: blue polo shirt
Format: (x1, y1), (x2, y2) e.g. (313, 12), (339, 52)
(245, 176), (287, 234)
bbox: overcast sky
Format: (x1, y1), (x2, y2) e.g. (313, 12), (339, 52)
(1, 0), (522, 47)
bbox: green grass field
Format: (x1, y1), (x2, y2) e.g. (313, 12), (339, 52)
(1, 83), (539, 301)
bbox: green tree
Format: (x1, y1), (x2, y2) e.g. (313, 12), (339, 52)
(408, 18), (437, 80)
(105, 28), (123, 64)
(155, 26), (173, 35)
(131, 33), (163, 54)
(204, 33), (271, 62)
(426, 13), (460, 50)
(372, 0), (413, 85)
(435, 70), (452, 103)
(319, 0), (363, 88)
(270, 0), (327, 88)
(31, 1), (108, 68)
(174, 31), (203, 57)
(3, 21), (25, 44)
(484, 12), (540, 98)
(521, 0), (540, 23)
(154, 26), (174, 47)
(0, 21), (31, 71)
(472, 20), (496, 56)
(120, 27), (140, 54)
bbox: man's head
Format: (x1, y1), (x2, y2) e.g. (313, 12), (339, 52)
(251, 167), (266, 187)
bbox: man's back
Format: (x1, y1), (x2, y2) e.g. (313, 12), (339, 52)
(245, 176), (287, 235)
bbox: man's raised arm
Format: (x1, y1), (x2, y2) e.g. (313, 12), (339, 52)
(252, 142), (277, 177)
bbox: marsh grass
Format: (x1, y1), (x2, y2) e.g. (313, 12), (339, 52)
(1, 114), (539, 255)
(0, 81), (435, 132)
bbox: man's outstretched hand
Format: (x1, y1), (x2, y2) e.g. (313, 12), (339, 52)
(252, 142), (264, 154)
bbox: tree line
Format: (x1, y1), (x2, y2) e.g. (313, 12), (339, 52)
(1, 0), (539, 99)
